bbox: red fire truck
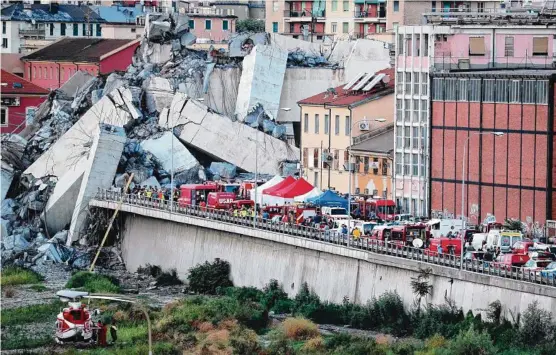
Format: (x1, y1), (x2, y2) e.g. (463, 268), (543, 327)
(178, 183), (220, 207)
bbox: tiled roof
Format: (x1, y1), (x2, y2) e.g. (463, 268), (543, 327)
(22, 38), (135, 63)
(1, 3), (104, 23)
(91, 5), (143, 24)
(1, 69), (49, 95)
(297, 68), (395, 107)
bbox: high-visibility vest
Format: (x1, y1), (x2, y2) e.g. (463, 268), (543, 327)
(146, 191), (152, 198)
(233, 210), (238, 217)
(240, 210), (247, 217)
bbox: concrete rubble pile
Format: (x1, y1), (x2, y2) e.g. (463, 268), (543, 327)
(1, 12), (300, 268)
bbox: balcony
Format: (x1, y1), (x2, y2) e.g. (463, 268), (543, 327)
(19, 28), (45, 37)
(284, 9), (325, 19)
(354, 9), (386, 21)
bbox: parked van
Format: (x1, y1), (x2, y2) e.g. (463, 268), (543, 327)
(427, 219), (464, 238)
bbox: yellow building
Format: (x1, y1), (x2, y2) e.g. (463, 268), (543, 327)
(298, 68), (395, 197)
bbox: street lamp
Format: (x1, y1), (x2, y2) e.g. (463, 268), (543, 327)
(347, 117), (386, 227)
(252, 107), (291, 228)
(460, 131), (505, 268)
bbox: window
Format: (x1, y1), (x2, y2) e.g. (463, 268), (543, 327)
(333, 150), (339, 170)
(458, 79), (468, 101)
(189, 19), (195, 29)
(405, 72), (411, 92)
(50, 23), (54, 36)
(412, 99), (419, 121)
(96, 24), (101, 36)
(72, 23), (78, 36)
(396, 127), (403, 148)
(38, 67), (41, 79)
(382, 159), (388, 175)
(404, 126), (411, 149)
(395, 153), (402, 175)
(272, 1), (279, 12)
(313, 149), (319, 168)
(412, 154), (419, 176)
(222, 20), (229, 31)
(0, 107), (7, 127)
(334, 115), (339, 135)
(1, 38), (7, 48)
(372, 158), (379, 175)
(413, 72), (419, 93)
(421, 99), (427, 120)
(331, 22), (337, 33)
(342, 22), (349, 34)
(303, 148), (308, 168)
(2, 21), (6, 35)
(61, 23), (66, 36)
(523, 80), (548, 104)
(412, 199), (417, 214)
(205, 20), (212, 30)
(509, 80), (521, 103)
(483, 79), (495, 102)
(364, 157), (369, 173)
(26, 106), (37, 125)
(303, 113), (309, 133)
(403, 154), (410, 175)
(314, 114), (319, 134)
(396, 99), (402, 121)
(404, 99), (410, 122)
(49, 67), (52, 79)
(343, 1), (349, 11)
(469, 79), (481, 102)
(43, 67), (46, 79)
(532, 37), (548, 56)
(431, 1), (437, 12)
(272, 22), (278, 33)
(345, 115), (350, 136)
(393, 22), (399, 32)
(89, 24), (93, 37)
(469, 37), (485, 56)
(393, 0), (399, 11)
(82, 23), (86, 35)
(495, 79), (508, 103)
(324, 114), (329, 135)
(445, 78), (457, 100)
(131, 28), (136, 33)
(504, 36), (514, 57)
(332, 0), (338, 11)
(412, 127), (419, 149)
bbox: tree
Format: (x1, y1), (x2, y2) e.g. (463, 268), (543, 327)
(410, 268), (433, 313)
(236, 19), (265, 33)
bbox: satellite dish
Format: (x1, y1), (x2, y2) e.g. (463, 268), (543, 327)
(412, 238), (423, 248)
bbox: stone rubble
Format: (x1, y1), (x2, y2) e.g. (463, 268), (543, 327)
(0, 13), (300, 269)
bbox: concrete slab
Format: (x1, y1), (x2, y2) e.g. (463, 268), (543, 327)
(140, 131), (199, 175)
(235, 45), (288, 122)
(143, 76), (174, 114)
(41, 159), (87, 235)
(140, 176), (161, 190)
(68, 124), (126, 244)
(1, 162), (14, 202)
(172, 99), (299, 175)
(23, 88), (139, 181)
(59, 71), (96, 98)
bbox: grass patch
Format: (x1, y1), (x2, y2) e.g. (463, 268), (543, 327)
(30, 284), (48, 292)
(1, 333), (52, 350)
(117, 324), (148, 343)
(66, 271), (120, 293)
(60, 341), (178, 355)
(281, 317), (319, 341)
(1, 301), (63, 326)
(1, 266), (43, 286)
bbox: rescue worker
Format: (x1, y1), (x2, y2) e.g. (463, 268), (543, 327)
(240, 206), (248, 218)
(199, 196), (206, 211)
(233, 208), (239, 217)
(145, 187), (152, 201)
(158, 189), (165, 206)
(353, 227), (361, 240)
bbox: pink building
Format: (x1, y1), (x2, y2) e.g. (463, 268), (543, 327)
(187, 13), (237, 42)
(21, 37), (140, 90)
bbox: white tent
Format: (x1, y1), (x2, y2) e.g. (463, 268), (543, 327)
(294, 187), (322, 203)
(250, 175), (284, 205)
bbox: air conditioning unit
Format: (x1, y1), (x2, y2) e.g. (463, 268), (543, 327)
(359, 122), (370, 131)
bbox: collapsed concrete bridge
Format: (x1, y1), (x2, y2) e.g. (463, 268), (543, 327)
(90, 190), (556, 318)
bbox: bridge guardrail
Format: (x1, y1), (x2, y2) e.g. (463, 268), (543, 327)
(95, 189), (556, 288)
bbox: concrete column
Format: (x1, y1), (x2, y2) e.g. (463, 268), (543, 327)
(68, 124), (126, 245)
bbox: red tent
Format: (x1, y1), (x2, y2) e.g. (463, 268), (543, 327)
(262, 176), (295, 195)
(270, 178), (314, 198)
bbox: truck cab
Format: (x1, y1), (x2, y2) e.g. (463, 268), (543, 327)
(178, 183), (219, 207)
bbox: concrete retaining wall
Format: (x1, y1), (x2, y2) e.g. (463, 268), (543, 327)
(89, 200), (556, 317)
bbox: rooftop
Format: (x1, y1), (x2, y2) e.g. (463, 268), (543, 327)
(22, 38), (137, 63)
(1, 69), (49, 96)
(350, 125), (394, 155)
(91, 5), (144, 24)
(1, 3), (104, 23)
(297, 68), (395, 107)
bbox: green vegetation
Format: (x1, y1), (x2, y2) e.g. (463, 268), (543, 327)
(30, 284), (48, 292)
(1, 301), (63, 326)
(1, 266), (44, 286)
(187, 258), (233, 294)
(65, 271), (120, 293)
(137, 264), (183, 286)
(236, 18), (265, 33)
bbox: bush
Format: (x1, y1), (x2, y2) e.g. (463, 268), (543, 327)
(302, 336), (325, 353)
(293, 283), (321, 318)
(66, 271), (120, 293)
(372, 291), (410, 336)
(442, 325), (496, 355)
(221, 286), (264, 304)
(281, 317), (319, 341)
(1, 266), (43, 286)
(229, 326), (261, 355)
(262, 279), (292, 313)
(325, 334), (381, 355)
(413, 303), (465, 339)
(155, 269), (182, 287)
(517, 301), (555, 347)
(187, 258), (233, 295)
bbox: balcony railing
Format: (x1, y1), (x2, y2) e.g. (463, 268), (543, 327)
(19, 28), (45, 36)
(94, 189), (556, 288)
(284, 9), (325, 18)
(354, 9), (386, 19)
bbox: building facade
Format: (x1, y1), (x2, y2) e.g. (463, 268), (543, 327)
(1, 69), (49, 134)
(21, 38), (139, 90)
(92, 4), (145, 40)
(394, 11), (556, 216)
(1, 3), (105, 54)
(430, 70), (556, 225)
(298, 68), (394, 194)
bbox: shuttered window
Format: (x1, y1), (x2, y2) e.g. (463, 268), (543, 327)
(469, 37), (485, 56)
(532, 37), (548, 55)
(504, 36), (514, 57)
